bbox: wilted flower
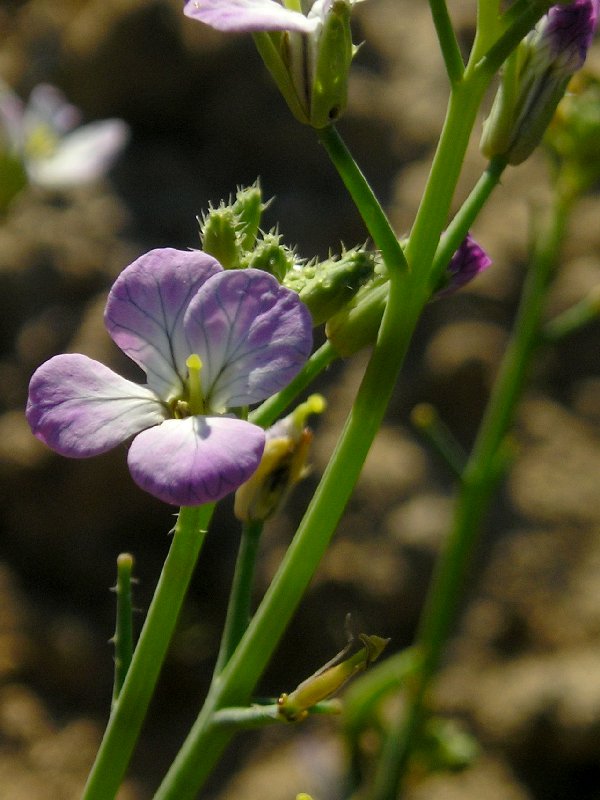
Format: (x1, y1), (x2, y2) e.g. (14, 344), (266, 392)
(0, 82), (129, 189)
(234, 394), (325, 522)
(183, 0), (359, 128)
(481, 0), (599, 165)
(27, 248), (312, 506)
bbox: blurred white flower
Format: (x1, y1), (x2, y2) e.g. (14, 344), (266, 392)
(0, 81), (129, 190)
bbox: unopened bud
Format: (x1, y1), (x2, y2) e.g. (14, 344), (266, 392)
(242, 230), (298, 281)
(199, 204), (242, 269)
(284, 248), (375, 326)
(232, 182), (266, 251)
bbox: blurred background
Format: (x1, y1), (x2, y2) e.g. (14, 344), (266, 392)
(0, 0), (599, 797)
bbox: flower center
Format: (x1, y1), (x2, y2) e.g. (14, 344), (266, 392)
(24, 123), (59, 160)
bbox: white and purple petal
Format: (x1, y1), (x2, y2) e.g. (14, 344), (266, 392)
(183, 0), (320, 33)
(26, 353), (166, 457)
(105, 248), (223, 399)
(184, 268), (312, 410)
(127, 415), (265, 506)
(25, 118), (129, 188)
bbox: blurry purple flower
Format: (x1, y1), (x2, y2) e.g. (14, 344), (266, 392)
(0, 81), (129, 189)
(435, 234), (492, 298)
(27, 249), (313, 506)
(183, 0), (326, 34)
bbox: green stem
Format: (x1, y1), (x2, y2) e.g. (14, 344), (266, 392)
(213, 520), (264, 676)
(317, 126), (408, 276)
(370, 190), (573, 800)
(154, 243), (422, 800)
(112, 553), (135, 706)
(404, 72), (490, 290)
(428, 0), (465, 85)
(250, 340), (337, 428)
(477, 0), (552, 76)
(430, 156), (507, 290)
(81, 504), (214, 800)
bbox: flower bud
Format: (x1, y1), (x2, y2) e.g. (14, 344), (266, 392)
(283, 248), (375, 325)
(241, 230), (298, 281)
(199, 204), (243, 269)
(232, 182), (266, 251)
(481, 0), (599, 165)
(433, 233), (492, 298)
(234, 394), (326, 523)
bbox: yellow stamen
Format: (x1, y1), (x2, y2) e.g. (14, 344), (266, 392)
(291, 393), (326, 431)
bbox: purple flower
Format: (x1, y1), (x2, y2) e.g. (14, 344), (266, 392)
(26, 248), (313, 506)
(435, 234), (492, 298)
(0, 81), (129, 189)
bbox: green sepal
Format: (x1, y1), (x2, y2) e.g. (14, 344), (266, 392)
(309, 0), (354, 128)
(199, 204), (243, 269)
(284, 248), (375, 326)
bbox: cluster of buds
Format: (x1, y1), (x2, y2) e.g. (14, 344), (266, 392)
(481, 0), (599, 165)
(184, 0), (359, 128)
(199, 183), (375, 325)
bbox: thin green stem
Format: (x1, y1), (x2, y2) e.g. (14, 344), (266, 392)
(428, 0), (465, 85)
(250, 340), (337, 428)
(213, 519), (264, 676)
(404, 73), (490, 290)
(154, 251), (423, 800)
(81, 504), (214, 800)
(370, 190), (573, 800)
(317, 126), (409, 276)
(112, 553), (135, 706)
(430, 156), (507, 291)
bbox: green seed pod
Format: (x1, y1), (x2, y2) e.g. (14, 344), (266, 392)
(326, 274), (389, 355)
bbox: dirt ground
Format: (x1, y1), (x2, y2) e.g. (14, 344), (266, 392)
(0, 1), (599, 798)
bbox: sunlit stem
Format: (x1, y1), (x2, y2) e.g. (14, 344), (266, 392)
(185, 354), (204, 414)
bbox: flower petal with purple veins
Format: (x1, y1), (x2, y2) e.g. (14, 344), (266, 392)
(26, 354), (166, 457)
(25, 119), (129, 188)
(128, 416), (265, 506)
(184, 268), (313, 410)
(105, 248), (223, 399)
(183, 0), (320, 33)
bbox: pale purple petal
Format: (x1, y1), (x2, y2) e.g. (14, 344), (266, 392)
(26, 353), (165, 457)
(183, 0), (319, 33)
(184, 268), (312, 410)
(105, 248), (223, 399)
(25, 84), (81, 136)
(25, 119), (129, 188)
(128, 415), (265, 506)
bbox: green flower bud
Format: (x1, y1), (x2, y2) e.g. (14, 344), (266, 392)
(325, 273), (389, 356)
(242, 230), (298, 281)
(232, 182), (267, 251)
(284, 248), (375, 326)
(199, 204), (243, 269)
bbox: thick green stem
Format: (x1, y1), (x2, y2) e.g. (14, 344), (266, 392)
(213, 520), (264, 676)
(81, 504), (214, 800)
(370, 190), (573, 800)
